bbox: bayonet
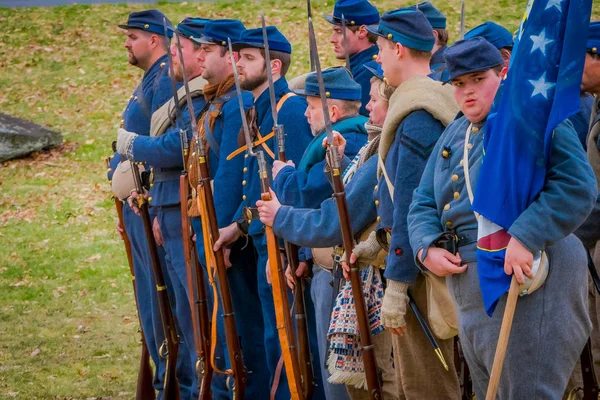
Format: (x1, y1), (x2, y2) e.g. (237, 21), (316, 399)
(307, 0), (315, 71)
(308, 18), (339, 167)
(260, 12), (286, 160)
(163, 18), (188, 169)
(459, 0), (466, 41)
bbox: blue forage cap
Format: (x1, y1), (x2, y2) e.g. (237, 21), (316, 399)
(198, 19), (246, 47)
(294, 67), (362, 101)
(118, 9), (172, 36)
(465, 21), (513, 50)
(366, 8), (435, 52)
(588, 21), (600, 54)
(232, 26), (292, 54)
(444, 37), (504, 82)
(363, 60), (384, 80)
(173, 17), (211, 43)
(410, 2), (446, 29)
(323, 0), (380, 26)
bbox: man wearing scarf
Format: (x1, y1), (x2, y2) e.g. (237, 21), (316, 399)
(257, 62), (399, 399)
(365, 8), (461, 399)
(184, 19), (271, 399)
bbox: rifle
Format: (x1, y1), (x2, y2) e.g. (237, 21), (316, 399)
(228, 38), (305, 400)
(176, 32), (247, 399)
(308, 18), (382, 399)
(106, 156), (156, 400)
(116, 140), (181, 400)
(165, 20), (213, 398)
(261, 13), (315, 398)
(306, 0), (315, 71)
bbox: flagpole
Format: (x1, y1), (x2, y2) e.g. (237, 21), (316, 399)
(485, 275), (520, 400)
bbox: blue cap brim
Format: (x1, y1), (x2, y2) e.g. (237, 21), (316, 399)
(363, 63), (383, 80)
(231, 40), (265, 52)
(366, 24), (385, 38)
(323, 14), (339, 25)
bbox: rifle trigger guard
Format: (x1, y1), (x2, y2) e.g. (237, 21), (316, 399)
(159, 341), (169, 359)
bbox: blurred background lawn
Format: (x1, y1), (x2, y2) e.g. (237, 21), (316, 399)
(0, 0), (599, 397)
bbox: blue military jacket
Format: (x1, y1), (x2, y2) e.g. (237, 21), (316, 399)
(210, 89), (253, 228)
(374, 110), (446, 283)
(274, 155), (378, 247)
(131, 78), (207, 207)
(350, 45), (379, 116)
(233, 77), (314, 237)
(429, 46), (449, 82)
(408, 116), (597, 266)
(108, 55), (172, 179)
(273, 115), (368, 209)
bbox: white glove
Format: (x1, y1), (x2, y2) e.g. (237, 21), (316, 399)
(381, 280), (410, 330)
(352, 230), (382, 267)
(116, 128), (137, 157)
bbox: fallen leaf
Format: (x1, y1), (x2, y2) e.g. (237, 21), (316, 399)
(31, 348), (41, 357)
(86, 254), (101, 263)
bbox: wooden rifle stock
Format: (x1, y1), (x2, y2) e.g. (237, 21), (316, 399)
(131, 163), (181, 400)
(278, 150), (315, 398)
(330, 172), (382, 399)
(180, 174), (213, 399)
(195, 155), (246, 399)
(262, 173), (304, 400)
(113, 197), (156, 400)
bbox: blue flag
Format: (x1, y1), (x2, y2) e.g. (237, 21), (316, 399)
(471, 0), (592, 316)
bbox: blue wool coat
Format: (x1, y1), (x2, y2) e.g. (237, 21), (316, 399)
(350, 45), (379, 116)
(374, 110), (446, 283)
(108, 55), (172, 180)
(233, 77), (314, 237)
(408, 116), (597, 265)
(206, 89), (254, 228)
(131, 82), (207, 207)
(429, 46), (449, 82)
(273, 155), (378, 247)
(273, 115), (368, 209)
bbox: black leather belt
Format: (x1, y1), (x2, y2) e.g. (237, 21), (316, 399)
(152, 168), (182, 183)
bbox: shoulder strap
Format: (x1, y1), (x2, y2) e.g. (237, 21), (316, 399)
(226, 92), (296, 161)
(378, 155), (394, 200)
(463, 123), (480, 219)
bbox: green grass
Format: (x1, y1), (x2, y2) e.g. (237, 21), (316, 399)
(1, 0), (599, 398)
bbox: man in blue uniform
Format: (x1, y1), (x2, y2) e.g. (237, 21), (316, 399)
(214, 26), (314, 400)
(274, 66), (367, 399)
(409, 37), (596, 399)
(115, 15), (211, 399)
(256, 64), (400, 400)
(367, 8), (462, 398)
(108, 9), (174, 396)
(273, 67), (368, 209)
(186, 19), (271, 399)
(579, 20), (600, 381)
(325, 0), (380, 116)
(412, 2), (450, 81)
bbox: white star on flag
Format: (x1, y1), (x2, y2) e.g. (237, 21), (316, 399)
(545, 0), (563, 11)
(529, 72), (555, 99)
(530, 29), (554, 55)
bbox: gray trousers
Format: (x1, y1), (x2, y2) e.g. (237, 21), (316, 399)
(448, 235), (591, 399)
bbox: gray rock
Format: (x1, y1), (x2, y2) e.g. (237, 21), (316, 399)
(0, 113), (62, 162)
